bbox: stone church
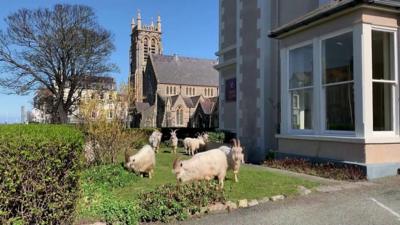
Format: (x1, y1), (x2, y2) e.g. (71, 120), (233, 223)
(129, 12), (219, 128)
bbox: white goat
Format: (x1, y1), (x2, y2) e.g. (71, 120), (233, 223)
(172, 149), (228, 189)
(183, 135), (206, 156)
(219, 139), (245, 183)
(183, 133), (209, 155)
(149, 130), (162, 153)
(125, 145), (156, 179)
(170, 129), (178, 154)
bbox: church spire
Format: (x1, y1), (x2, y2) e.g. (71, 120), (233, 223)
(157, 15), (162, 32)
(131, 17), (135, 30)
(137, 10), (142, 29)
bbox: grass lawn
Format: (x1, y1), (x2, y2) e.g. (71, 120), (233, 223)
(77, 147), (319, 222)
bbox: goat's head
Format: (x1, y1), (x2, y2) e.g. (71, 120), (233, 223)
(202, 132), (209, 143)
(232, 139), (244, 163)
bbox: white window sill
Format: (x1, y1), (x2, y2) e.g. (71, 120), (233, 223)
(276, 134), (400, 144)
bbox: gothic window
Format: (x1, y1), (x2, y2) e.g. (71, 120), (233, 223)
(211, 89), (213, 96)
(174, 87), (176, 94)
(204, 88), (207, 96)
(151, 39), (156, 54)
(166, 86), (169, 95)
(193, 88), (195, 95)
(144, 38), (149, 59)
(186, 87), (188, 95)
(176, 106), (184, 126)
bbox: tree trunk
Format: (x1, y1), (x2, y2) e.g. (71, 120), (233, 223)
(51, 97), (69, 124)
(58, 104), (69, 124)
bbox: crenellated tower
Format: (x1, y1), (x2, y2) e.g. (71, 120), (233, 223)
(130, 11), (163, 102)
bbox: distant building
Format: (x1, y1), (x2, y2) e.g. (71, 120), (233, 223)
(20, 106), (26, 124)
(32, 76), (117, 123)
(129, 12), (219, 128)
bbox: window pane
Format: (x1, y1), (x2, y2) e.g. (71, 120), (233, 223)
(372, 31), (394, 80)
(323, 32), (353, 83)
(291, 89), (312, 130)
(289, 45), (313, 88)
(373, 83), (393, 131)
(326, 83), (355, 131)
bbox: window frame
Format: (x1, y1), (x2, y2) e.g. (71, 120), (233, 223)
(320, 29), (356, 136)
(370, 26), (398, 137)
(286, 40), (315, 134)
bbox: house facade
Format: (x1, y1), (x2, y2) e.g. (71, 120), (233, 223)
(217, 0), (400, 178)
(32, 76), (118, 124)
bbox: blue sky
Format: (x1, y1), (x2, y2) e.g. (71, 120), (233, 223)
(0, 0), (218, 123)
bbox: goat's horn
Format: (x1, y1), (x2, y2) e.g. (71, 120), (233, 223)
(237, 139), (241, 147)
(232, 138), (237, 147)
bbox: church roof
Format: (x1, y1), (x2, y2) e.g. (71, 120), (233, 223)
(150, 54), (219, 87)
(135, 102), (151, 113)
(199, 97), (218, 115)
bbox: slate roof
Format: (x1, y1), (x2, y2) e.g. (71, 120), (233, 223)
(269, 0), (400, 38)
(135, 102), (151, 113)
(199, 97), (218, 115)
(150, 54), (219, 87)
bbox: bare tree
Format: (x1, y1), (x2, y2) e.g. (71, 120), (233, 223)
(0, 4), (116, 123)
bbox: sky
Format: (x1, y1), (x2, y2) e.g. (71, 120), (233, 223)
(0, 0), (218, 123)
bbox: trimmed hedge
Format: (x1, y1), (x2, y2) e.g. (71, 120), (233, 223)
(0, 125), (84, 224)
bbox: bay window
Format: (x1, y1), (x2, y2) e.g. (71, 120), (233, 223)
(289, 44), (313, 130)
(282, 24), (398, 139)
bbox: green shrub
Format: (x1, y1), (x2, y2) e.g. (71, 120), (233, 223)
(99, 198), (139, 225)
(208, 132), (225, 143)
(81, 164), (140, 190)
(0, 125), (83, 224)
(79, 164), (140, 224)
(138, 181), (225, 222)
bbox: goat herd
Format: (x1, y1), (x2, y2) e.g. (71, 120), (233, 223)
(125, 130), (245, 188)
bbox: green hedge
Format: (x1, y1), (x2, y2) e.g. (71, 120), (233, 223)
(0, 125), (84, 224)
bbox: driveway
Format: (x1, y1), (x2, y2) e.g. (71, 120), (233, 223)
(173, 176), (400, 225)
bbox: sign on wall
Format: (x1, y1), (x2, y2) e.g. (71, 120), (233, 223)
(225, 78), (236, 102)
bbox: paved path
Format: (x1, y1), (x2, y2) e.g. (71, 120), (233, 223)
(172, 176), (400, 225)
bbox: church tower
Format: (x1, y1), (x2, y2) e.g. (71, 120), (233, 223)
(130, 11), (163, 102)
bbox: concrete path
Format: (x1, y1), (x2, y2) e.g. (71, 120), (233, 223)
(172, 176), (400, 225)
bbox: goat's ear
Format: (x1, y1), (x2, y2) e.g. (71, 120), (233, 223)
(173, 158), (180, 169)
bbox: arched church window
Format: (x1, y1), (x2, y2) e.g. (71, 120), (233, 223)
(166, 86), (169, 95)
(176, 106), (184, 126)
(174, 87), (176, 94)
(192, 88), (195, 95)
(151, 39), (156, 54)
(204, 88), (207, 96)
(144, 38), (149, 59)
(211, 89), (213, 96)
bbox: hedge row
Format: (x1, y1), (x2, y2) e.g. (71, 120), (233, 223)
(0, 125), (84, 224)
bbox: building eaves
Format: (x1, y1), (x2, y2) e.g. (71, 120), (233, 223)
(269, 0), (400, 39)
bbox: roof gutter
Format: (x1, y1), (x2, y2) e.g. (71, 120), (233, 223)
(268, 0), (400, 39)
